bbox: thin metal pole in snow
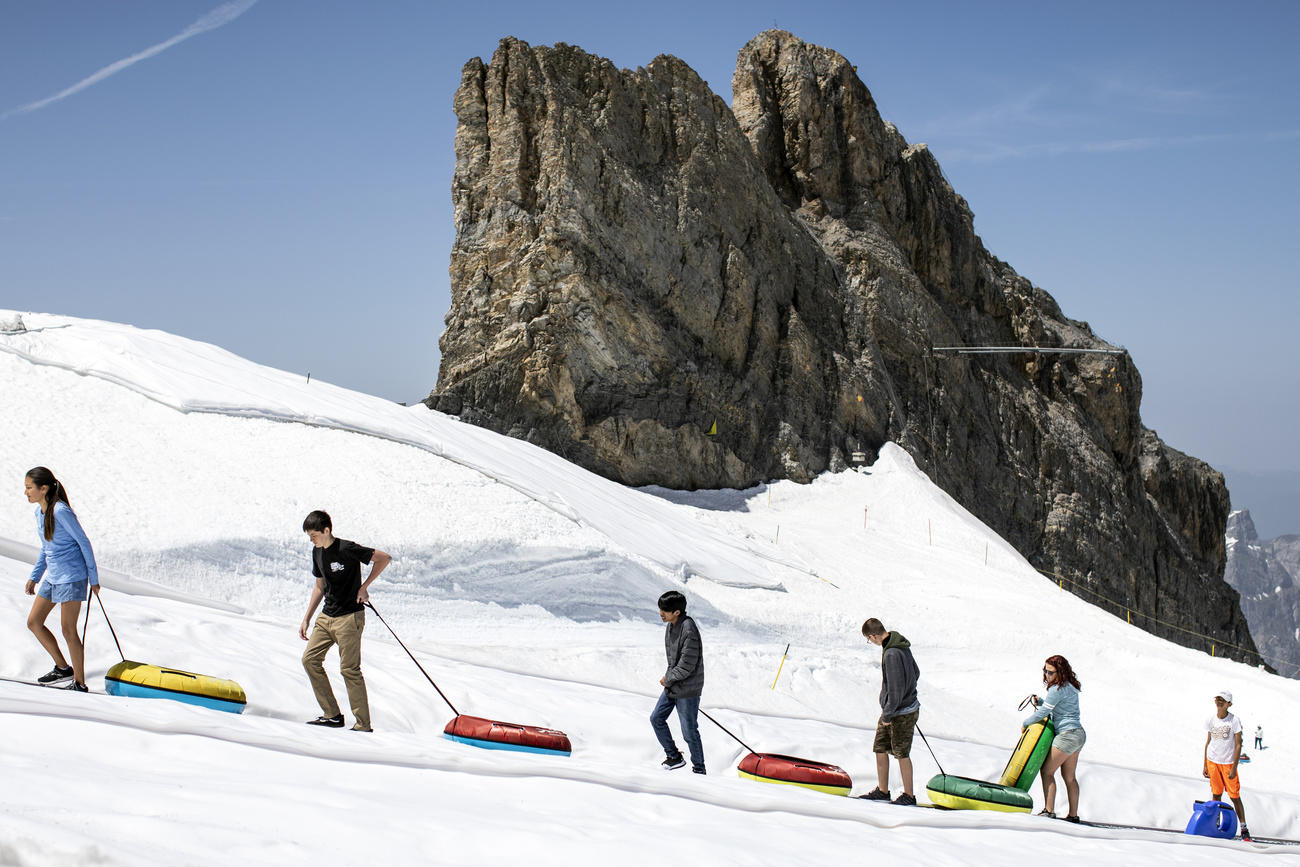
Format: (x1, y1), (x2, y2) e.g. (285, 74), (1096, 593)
(770, 643), (790, 690)
(365, 602), (459, 716)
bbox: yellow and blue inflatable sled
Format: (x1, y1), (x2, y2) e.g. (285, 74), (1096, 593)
(105, 660), (246, 714)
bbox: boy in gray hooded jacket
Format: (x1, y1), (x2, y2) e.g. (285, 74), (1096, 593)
(650, 591), (705, 773)
(859, 617), (921, 805)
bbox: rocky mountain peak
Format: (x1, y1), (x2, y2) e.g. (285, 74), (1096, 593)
(1225, 508), (1300, 677)
(1228, 508), (1260, 544)
(427, 31), (1258, 663)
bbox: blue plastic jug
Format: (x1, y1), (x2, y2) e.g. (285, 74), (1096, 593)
(1184, 800), (1238, 838)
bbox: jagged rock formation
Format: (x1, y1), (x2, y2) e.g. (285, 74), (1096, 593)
(1226, 510), (1300, 678)
(434, 39), (894, 485)
(428, 31), (1259, 661)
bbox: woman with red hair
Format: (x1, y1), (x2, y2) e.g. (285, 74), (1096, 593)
(1023, 654), (1085, 821)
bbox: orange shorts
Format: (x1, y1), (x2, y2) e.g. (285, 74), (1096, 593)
(1206, 761), (1241, 799)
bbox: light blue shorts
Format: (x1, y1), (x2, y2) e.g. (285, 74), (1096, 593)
(36, 579), (89, 604)
(1053, 727), (1087, 755)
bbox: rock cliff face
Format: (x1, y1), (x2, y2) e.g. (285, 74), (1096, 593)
(428, 31), (1258, 661)
(1225, 510), (1300, 678)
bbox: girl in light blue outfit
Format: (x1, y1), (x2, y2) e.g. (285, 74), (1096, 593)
(23, 467), (100, 691)
(1023, 654), (1085, 821)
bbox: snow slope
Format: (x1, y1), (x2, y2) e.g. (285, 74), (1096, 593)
(1, 311), (1297, 866)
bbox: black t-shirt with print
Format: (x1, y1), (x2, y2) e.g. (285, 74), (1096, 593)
(312, 538), (375, 617)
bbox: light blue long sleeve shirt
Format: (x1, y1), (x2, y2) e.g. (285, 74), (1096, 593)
(30, 502), (99, 586)
(1023, 683), (1082, 732)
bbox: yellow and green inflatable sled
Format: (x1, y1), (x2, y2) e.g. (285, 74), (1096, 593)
(926, 720), (1055, 811)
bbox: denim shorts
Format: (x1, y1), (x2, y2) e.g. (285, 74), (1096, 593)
(1053, 727), (1087, 755)
(37, 579), (89, 604)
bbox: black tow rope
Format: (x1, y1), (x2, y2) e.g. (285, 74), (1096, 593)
(81, 587), (125, 662)
(364, 602), (459, 716)
(699, 708), (758, 754)
(80, 586), (92, 649)
(95, 592), (126, 661)
(915, 724), (947, 778)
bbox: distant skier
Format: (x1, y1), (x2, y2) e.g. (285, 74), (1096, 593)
(22, 467), (99, 692)
(299, 510), (390, 732)
(859, 618), (921, 806)
(1254, 725), (1263, 750)
(1023, 655), (1085, 822)
(650, 591), (706, 774)
(1204, 690), (1251, 842)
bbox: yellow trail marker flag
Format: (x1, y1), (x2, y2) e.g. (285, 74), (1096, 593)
(706, 420), (717, 436)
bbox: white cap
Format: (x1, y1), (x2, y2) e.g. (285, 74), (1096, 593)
(1215, 689), (1233, 703)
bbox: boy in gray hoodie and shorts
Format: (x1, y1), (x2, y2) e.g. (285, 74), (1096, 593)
(859, 617), (921, 805)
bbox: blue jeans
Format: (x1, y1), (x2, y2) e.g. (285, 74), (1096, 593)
(651, 691), (704, 768)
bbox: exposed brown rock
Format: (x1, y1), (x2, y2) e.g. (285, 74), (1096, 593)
(428, 32), (1258, 661)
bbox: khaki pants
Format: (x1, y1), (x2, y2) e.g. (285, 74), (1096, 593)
(302, 610), (370, 730)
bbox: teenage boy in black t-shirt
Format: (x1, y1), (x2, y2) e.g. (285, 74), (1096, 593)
(300, 510), (391, 731)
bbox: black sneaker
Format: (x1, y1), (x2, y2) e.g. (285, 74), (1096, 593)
(1063, 815), (1080, 824)
(1241, 826), (1252, 843)
(661, 755), (686, 770)
(858, 787), (891, 800)
(692, 765), (706, 775)
(892, 792), (917, 806)
(307, 714), (345, 727)
(37, 665), (74, 685)
(1037, 810), (1056, 818)
(63, 681), (88, 692)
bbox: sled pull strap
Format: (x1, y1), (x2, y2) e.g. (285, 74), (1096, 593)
(95, 592), (126, 661)
(80, 587), (92, 649)
(365, 602), (459, 716)
(699, 708), (758, 755)
(915, 724), (946, 778)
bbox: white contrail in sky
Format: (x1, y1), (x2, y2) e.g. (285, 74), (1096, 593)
(2, 0), (258, 121)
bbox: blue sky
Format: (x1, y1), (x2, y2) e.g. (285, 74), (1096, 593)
(2, 1), (1297, 530)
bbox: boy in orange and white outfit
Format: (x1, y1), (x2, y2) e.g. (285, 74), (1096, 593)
(1203, 689), (1250, 842)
